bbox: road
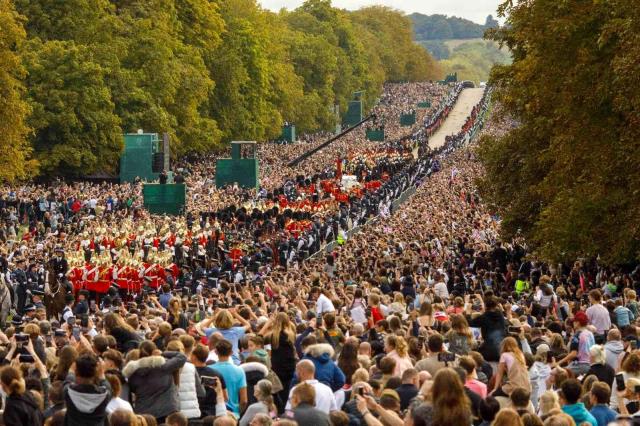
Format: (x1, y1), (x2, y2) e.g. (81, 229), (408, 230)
(428, 88), (484, 149)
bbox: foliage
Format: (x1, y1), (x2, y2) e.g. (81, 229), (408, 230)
(439, 41), (510, 84)
(410, 13), (497, 41)
(0, 0), (35, 182)
(478, 0), (640, 264)
(418, 40), (450, 60)
(23, 40), (123, 176)
(4, 0), (438, 177)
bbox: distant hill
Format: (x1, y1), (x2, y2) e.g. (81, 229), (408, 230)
(409, 13), (498, 41)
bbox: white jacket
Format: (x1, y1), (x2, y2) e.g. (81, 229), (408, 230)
(178, 361), (202, 419)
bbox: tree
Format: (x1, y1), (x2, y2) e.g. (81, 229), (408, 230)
(23, 40), (122, 176)
(479, 0), (640, 263)
(0, 0), (35, 181)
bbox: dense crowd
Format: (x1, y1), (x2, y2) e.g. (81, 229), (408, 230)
(0, 81), (637, 426)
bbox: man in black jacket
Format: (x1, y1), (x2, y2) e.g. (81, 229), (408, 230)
(64, 353), (112, 426)
(465, 296), (507, 363)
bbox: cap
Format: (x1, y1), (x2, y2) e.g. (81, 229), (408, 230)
(573, 311), (589, 326)
(11, 315), (23, 326)
(64, 294), (75, 304)
(24, 305), (36, 312)
(31, 289), (45, 296)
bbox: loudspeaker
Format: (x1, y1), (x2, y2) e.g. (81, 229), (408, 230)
(152, 152), (164, 173)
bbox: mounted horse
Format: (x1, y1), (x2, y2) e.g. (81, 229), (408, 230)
(44, 261), (69, 321)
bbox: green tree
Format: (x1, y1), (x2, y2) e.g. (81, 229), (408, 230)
(479, 0), (640, 263)
(23, 40), (122, 176)
(0, 0), (35, 181)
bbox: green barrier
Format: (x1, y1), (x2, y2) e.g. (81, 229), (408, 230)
(400, 112), (416, 126)
(417, 101), (431, 108)
(365, 129), (384, 141)
(143, 184), (186, 215)
(120, 133), (160, 183)
(281, 125), (295, 143)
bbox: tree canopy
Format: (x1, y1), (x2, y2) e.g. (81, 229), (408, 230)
(409, 13), (497, 41)
(1, 0), (438, 179)
(478, 0), (640, 264)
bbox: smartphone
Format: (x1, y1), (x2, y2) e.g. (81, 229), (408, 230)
(358, 388), (365, 396)
(438, 352), (456, 363)
(631, 341), (637, 350)
(80, 315), (89, 328)
(72, 326), (81, 340)
(18, 354), (34, 363)
(201, 376), (218, 387)
(508, 326), (521, 333)
(316, 313), (323, 328)
(616, 373), (626, 391)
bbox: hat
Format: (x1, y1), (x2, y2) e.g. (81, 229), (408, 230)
(79, 289), (90, 297)
(11, 315), (23, 326)
(380, 389), (400, 402)
(31, 289), (45, 296)
(536, 344), (550, 356)
(573, 311), (589, 326)
(64, 294), (75, 304)
(24, 305), (36, 312)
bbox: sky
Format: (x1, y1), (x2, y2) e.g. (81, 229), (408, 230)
(258, 0), (503, 25)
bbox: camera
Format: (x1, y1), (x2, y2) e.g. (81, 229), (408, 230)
(438, 352), (456, 363)
(15, 333), (29, 345)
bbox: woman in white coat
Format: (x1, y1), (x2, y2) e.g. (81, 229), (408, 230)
(167, 339), (205, 420)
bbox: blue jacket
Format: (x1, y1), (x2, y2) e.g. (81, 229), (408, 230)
(614, 305), (635, 327)
(590, 404), (617, 426)
(291, 343), (345, 392)
(562, 403), (597, 426)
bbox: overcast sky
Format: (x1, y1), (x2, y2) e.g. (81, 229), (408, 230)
(259, 0), (503, 24)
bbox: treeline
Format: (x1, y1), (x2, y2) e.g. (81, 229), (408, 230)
(478, 0), (640, 263)
(410, 13), (498, 41)
(0, 0), (440, 179)
(439, 41), (510, 83)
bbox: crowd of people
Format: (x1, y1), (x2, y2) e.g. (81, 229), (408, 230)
(0, 79), (637, 426)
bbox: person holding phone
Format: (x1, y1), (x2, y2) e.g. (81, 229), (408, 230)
(190, 343), (227, 417)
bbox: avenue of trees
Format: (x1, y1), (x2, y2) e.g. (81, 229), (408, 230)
(479, 0), (640, 263)
(0, 0), (440, 178)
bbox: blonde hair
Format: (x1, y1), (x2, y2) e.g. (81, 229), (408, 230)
(538, 390), (560, 416)
(352, 368), (370, 384)
(589, 345), (606, 365)
(214, 309), (233, 330)
(271, 312), (295, 349)
(501, 336), (526, 366)
(386, 335), (409, 357)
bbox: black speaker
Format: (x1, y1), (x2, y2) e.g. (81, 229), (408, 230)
(152, 152), (164, 173)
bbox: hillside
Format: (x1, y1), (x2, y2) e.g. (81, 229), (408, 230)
(409, 13), (509, 84)
(409, 13), (497, 41)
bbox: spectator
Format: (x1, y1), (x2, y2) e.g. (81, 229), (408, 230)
(63, 353), (112, 426)
(559, 379), (597, 426)
(123, 340), (187, 421)
(1, 366), (44, 426)
(588, 382), (616, 426)
(286, 360), (337, 414)
(395, 368), (419, 411)
(212, 339), (248, 416)
(289, 383), (330, 426)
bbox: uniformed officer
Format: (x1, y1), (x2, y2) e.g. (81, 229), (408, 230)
(61, 294), (75, 323)
(13, 257), (29, 315)
(51, 247), (70, 290)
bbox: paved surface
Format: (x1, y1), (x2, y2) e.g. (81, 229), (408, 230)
(428, 88), (485, 149)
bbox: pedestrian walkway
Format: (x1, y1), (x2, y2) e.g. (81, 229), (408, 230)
(429, 88), (485, 149)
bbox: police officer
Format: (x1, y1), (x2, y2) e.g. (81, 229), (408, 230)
(13, 257), (28, 315)
(51, 247), (69, 287)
